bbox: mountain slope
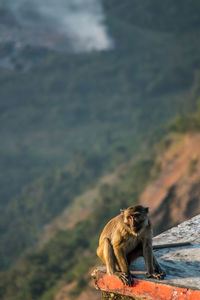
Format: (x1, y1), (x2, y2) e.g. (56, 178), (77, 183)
(2, 106), (200, 300)
(140, 132), (200, 233)
(1, 0), (200, 209)
(1, 0), (200, 277)
(0, 158), (155, 300)
(1, 104), (200, 300)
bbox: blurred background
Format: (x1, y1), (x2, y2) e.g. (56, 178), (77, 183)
(0, 1), (200, 299)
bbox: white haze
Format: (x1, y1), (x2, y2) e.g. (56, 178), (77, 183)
(0, 0), (113, 52)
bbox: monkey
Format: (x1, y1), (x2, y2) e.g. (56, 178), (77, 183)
(96, 205), (165, 286)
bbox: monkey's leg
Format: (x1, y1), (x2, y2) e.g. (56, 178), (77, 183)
(127, 244), (164, 280)
(143, 241), (155, 278)
(97, 238), (120, 274)
(143, 241), (165, 280)
(102, 238), (117, 275)
(153, 254), (166, 279)
(113, 246), (133, 286)
(98, 239), (132, 286)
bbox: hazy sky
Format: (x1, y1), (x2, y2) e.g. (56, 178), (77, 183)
(0, 0), (113, 51)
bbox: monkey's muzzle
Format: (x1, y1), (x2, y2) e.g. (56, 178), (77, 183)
(130, 216), (142, 232)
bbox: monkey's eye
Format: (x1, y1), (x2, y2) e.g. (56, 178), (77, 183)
(133, 213), (141, 219)
(133, 215), (140, 222)
(133, 213), (141, 217)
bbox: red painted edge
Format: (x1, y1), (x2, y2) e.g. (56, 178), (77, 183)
(94, 272), (200, 300)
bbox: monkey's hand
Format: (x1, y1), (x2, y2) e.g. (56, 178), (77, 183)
(146, 272), (165, 280)
(115, 271), (134, 286)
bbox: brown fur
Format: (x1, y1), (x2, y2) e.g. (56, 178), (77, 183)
(97, 205), (165, 285)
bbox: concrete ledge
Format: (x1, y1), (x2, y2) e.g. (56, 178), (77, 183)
(92, 270), (200, 300)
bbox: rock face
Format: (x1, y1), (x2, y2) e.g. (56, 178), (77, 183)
(140, 133), (200, 233)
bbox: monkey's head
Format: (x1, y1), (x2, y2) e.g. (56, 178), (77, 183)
(121, 205), (149, 233)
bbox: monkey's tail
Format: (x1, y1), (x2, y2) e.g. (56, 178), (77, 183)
(153, 241), (191, 250)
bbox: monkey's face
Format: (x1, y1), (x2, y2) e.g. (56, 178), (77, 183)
(123, 205), (149, 233)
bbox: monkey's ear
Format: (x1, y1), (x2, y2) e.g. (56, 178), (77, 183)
(120, 209), (125, 214)
(145, 207), (149, 213)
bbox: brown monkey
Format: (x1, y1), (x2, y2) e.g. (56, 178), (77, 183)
(96, 205), (165, 286)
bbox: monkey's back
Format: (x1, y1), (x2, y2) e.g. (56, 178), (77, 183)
(99, 214), (122, 244)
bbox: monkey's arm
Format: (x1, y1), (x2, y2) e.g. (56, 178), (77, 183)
(112, 232), (133, 286)
(143, 235), (165, 280)
(150, 242), (190, 278)
(143, 237), (154, 275)
(113, 246), (128, 273)
(113, 246), (133, 286)
(112, 230), (129, 273)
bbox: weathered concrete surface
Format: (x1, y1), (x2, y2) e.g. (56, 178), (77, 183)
(92, 271), (200, 300)
(153, 214), (200, 245)
(92, 214), (200, 299)
(151, 214), (200, 290)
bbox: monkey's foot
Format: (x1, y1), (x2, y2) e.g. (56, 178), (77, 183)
(146, 272), (165, 280)
(115, 272), (134, 286)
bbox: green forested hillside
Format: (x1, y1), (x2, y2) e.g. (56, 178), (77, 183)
(1, 0), (200, 279)
(0, 152), (107, 269)
(1, 104), (200, 300)
(0, 158), (155, 300)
